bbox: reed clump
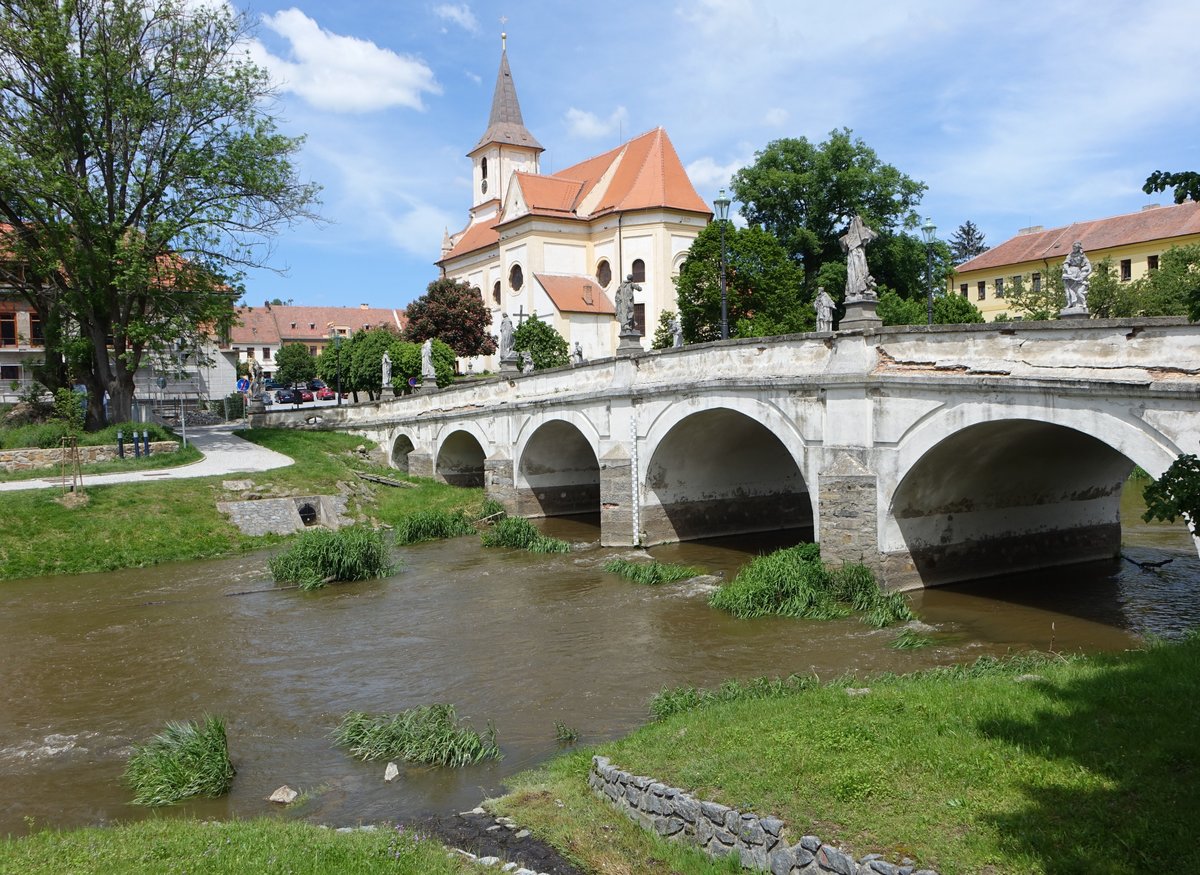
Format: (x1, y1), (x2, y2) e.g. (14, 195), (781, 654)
(709, 543), (914, 628)
(333, 704), (500, 767)
(123, 715), (235, 806)
(479, 516), (569, 554)
(268, 526), (395, 590)
(393, 508), (476, 545)
(603, 558), (704, 585)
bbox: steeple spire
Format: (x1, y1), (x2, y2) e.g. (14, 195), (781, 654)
(473, 40), (543, 153)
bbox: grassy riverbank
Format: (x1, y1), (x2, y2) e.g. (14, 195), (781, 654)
(0, 428), (482, 581)
(0, 818), (483, 874)
(491, 634), (1200, 875)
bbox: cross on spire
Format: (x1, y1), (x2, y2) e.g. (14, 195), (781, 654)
(499, 15), (507, 50)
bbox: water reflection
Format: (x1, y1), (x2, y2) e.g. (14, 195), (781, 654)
(0, 482), (1196, 837)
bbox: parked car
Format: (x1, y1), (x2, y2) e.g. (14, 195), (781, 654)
(293, 386), (314, 402)
(308, 379), (327, 391)
(274, 388), (295, 404)
(316, 385), (338, 400)
(264, 378), (281, 390)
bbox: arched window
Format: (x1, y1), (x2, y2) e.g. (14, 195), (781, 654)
(492, 281), (501, 305)
(509, 263), (524, 292)
(481, 157), (488, 180)
(596, 259), (612, 287)
(630, 258), (646, 283)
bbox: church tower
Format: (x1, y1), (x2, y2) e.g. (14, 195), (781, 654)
(467, 34), (542, 212)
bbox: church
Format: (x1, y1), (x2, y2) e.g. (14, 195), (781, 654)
(437, 38), (711, 366)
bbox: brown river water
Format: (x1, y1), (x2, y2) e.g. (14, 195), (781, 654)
(2, 484), (1199, 838)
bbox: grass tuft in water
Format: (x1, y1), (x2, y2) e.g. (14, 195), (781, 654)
(393, 508), (476, 545)
(709, 543), (914, 627)
(553, 721), (579, 744)
(480, 516), (570, 554)
(891, 628), (935, 650)
(477, 498), (507, 520)
(333, 704), (501, 767)
(268, 526), (395, 590)
(123, 715), (235, 806)
(650, 674), (817, 721)
(603, 558), (704, 585)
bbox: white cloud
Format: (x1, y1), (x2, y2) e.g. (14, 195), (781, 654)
(685, 155), (747, 190)
(464, 70), (482, 85)
(565, 105), (629, 139)
(433, 3), (480, 33)
(252, 9), (441, 113)
(763, 107), (788, 127)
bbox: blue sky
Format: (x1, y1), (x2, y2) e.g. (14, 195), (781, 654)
(226, 0), (1200, 309)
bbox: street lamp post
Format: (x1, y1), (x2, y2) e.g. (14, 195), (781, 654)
(714, 188), (731, 340)
(922, 217), (937, 326)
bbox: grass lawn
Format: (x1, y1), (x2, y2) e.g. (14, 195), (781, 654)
(493, 635), (1200, 875)
(0, 428), (483, 581)
(0, 818), (484, 875)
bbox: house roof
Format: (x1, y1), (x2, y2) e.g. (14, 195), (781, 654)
(534, 273), (616, 315)
(473, 49), (543, 153)
(958, 200), (1200, 272)
(227, 304), (405, 346)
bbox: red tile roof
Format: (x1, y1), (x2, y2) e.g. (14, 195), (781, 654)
(441, 217), (501, 262)
(534, 273), (615, 314)
(227, 304), (405, 346)
(958, 201), (1200, 272)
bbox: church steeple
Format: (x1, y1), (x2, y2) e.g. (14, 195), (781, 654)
(468, 36), (542, 209)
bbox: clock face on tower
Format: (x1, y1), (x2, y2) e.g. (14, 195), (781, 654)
(481, 178), (488, 194)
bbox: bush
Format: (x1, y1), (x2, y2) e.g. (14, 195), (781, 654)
(268, 526), (396, 590)
(123, 715), (235, 805)
(708, 543), (914, 628)
(393, 508), (476, 545)
(224, 392), (245, 419)
(333, 704), (500, 767)
(603, 558), (703, 585)
(480, 516), (569, 553)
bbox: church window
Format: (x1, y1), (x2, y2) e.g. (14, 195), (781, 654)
(596, 259), (612, 288)
(492, 281), (501, 305)
(481, 157), (488, 180)
(509, 263), (524, 291)
(633, 303), (646, 336)
(630, 259), (646, 283)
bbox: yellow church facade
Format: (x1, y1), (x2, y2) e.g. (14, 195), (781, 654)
(952, 201), (1200, 320)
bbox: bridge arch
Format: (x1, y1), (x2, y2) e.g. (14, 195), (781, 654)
(882, 402), (1184, 587)
(436, 427), (488, 488)
(641, 402), (813, 545)
(513, 415), (601, 518)
(389, 433), (416, 473)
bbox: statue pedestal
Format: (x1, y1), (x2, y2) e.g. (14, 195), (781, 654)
(499, 354), (519, 375)
(1059, 307), (1090, 321)
(617, 330), (644, 357)
(246, 396), (266, 415)
(838, 298), (882, 332)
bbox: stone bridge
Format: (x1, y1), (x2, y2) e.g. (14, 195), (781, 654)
(257, 319), (1200, 590)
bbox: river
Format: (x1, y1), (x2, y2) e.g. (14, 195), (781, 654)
(2, 482), (1198, 837)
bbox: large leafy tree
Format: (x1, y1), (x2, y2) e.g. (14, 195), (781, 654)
(675, 222), (806, 342)
(730, 129), (926, 290)
(387, 338), (455, 393)
(273, 342), (316, 388)
(877, 290), (985, 326)
(0, 0), (319, 427)
(512, 316), (568, 369)
(403, 277), (497, 357)
(1144, 170), (1200, 205)
(345, 327), (399, 400)
(949, 221), (988, 264)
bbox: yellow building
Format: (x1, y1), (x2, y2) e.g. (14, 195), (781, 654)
(952, 201), (1200, 320)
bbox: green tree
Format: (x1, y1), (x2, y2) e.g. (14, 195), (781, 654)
(316, 335), (348, 395)
(1148, 245), (1200, 320)
(273, 342), (316, 388)
(675, 222), (807, 342)
(876, 290), (984, 326)
(403, 277), (497, 357)
(1144, 170), (1200, 205)
(651, 310), (677, 350)
(0, 0), (319, 427)
(388, 338), (455, 393)
(1143, 454), (1200, 535)
(512, 316), (568, 369)
(877, 291), (925, 325)
(346, 327), (400, 400)
(1003, 271), (1065, 321)
(731, 129), (926, 290)
(949, 220), (988, 264)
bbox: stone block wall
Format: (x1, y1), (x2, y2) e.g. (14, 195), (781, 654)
(588, 756), (938, 875)
(0, 442), (178, 473)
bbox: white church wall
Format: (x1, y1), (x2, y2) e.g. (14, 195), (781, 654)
(543, 242), (586, 275)
(567, 314), (612, 361)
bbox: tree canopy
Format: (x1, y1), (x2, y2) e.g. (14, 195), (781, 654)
(273, 343), (316, 388)
(403, 277), (497, 357)
(388, 338), (455, 392)
(730, 129), (926, 291)
(512, 316), (568, 369)
(0, 0), (319, 426)
(877, 290), (985, 326)
(949, 221), (988, 264)
(1144, 170), (1200, 205)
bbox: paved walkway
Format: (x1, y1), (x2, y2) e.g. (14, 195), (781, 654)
(0, 423), (294, 492)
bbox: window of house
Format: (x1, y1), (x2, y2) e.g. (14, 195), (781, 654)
(596, 259), (612, 287)
(977, 281), (986, 301)
(0, 313), (16, 346)
(1148, 254), (1160, 271)
(246, 347), (255, 359)
(509, 263), (523, 291)
(633, 303), (646, 336)
(263, 347), (271, 359)
(492, 281), (501, 305)
(1032, 272), (1041, 292)
(0, 364), (18, 381)
(29, 313), (43, 346)
(959, 283), (968, 297)
(995, 278), (1005, 298)
(630, 259), (646, 283)
(1121, 259), (1132, 282)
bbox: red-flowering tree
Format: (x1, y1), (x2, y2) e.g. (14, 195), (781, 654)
(403, 278), (497, 357)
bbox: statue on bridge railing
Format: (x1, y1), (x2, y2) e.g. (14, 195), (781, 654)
(840, 215), (880, 303)
(616, 274), (640, 334)
(814, 286), (835, 333)
(1061, 241), (1092, 316)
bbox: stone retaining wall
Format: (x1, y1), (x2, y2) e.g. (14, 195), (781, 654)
(0, 442), (178, 472)
(589, 756), (938, 875)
